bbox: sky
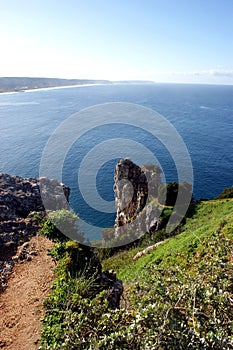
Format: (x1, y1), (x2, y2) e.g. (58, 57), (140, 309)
(0, 0), (233, 84)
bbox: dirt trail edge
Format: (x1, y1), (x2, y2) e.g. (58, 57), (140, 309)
(0, 235), (55, 350)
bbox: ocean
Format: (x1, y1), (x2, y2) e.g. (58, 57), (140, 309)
(1, 83), (233, 240)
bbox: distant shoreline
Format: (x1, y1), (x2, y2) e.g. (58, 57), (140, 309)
(1, 80), (232, 95)
(0, 77), (112, 94)
(0, 82), (154, 95)
(0, 83), (111, 95)
(0, 77), (155, 94)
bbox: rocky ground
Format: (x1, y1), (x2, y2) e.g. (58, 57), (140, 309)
(0, 173), (69, 292)
(0, 235), (54, 350)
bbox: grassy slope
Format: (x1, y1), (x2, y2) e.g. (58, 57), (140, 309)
(102, 199), (233, 282)
(40, 199), (233, 349)
(100, 199), (233, 348)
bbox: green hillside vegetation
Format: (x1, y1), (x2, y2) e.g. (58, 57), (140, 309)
(39, 199), (233, 349)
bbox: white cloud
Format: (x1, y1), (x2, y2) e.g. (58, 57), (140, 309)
(145, 69), (233, 84)
(192, 69), (233, 77)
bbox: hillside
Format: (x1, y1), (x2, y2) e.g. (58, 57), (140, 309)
(0, 173), (232, 349)
(0, 77), (111, 93)
(103, 199), (233, 281)
(40, 199), (233, 349)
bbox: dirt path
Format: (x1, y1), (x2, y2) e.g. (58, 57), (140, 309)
(0, 235), (55, 350)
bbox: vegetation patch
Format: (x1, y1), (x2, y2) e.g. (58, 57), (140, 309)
(40, 201), (233, 349)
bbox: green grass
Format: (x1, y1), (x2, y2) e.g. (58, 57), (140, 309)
(99, 199), (233, 348)
(102, 199), (233, 282)
(40, 199), (233, 349)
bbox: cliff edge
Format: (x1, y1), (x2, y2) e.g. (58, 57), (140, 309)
(0, 173), (69, 291)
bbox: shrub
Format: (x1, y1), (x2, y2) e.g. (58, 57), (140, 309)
(40, 209), (84, 243)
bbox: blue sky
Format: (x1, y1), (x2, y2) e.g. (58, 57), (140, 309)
(0, 0), (233, 84)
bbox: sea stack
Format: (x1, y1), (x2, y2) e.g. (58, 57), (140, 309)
(114, 159), (162, 240)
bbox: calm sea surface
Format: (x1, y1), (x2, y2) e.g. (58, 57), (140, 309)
(1, 83), (233, 236)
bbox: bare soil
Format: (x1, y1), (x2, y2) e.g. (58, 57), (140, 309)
(0, 235), (55, 350)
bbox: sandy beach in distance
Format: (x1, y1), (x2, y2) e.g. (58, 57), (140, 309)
(0, 83), (112, 95)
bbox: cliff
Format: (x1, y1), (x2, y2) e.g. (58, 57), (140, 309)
(0, 173), (70, 291)
(114, 159), (162, 240)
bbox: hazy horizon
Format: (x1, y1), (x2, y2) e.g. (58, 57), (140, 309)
(1, 77), (233, 87)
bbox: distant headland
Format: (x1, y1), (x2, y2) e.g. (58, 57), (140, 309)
(0, 77), (111, 93)
(0, 77), (155, 93)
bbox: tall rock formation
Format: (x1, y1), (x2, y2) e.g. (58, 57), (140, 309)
(114, 159), (162, 240)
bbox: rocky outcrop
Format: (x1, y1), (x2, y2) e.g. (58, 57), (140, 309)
(114, 159), (162, 239)
(0, 174), (69, 219)
(114, 159), (148, 229)
(0, 173), (70, 291)
(0, 173), (124, 310)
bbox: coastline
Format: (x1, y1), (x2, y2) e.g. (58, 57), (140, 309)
(0, 82), (112, 95)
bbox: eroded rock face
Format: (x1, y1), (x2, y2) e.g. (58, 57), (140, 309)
(114, 159), (162, 239)
(114, 159), (148, 229)
(0, 174), (70, 219)
(0, 173), (70, 291)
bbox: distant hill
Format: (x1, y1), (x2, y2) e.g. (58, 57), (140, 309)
(0, 77), (111, 93)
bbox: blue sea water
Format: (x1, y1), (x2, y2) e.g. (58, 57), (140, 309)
(1, 83), (233, 238)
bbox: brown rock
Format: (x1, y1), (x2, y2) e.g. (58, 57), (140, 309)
(114, 159), (162, 239)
